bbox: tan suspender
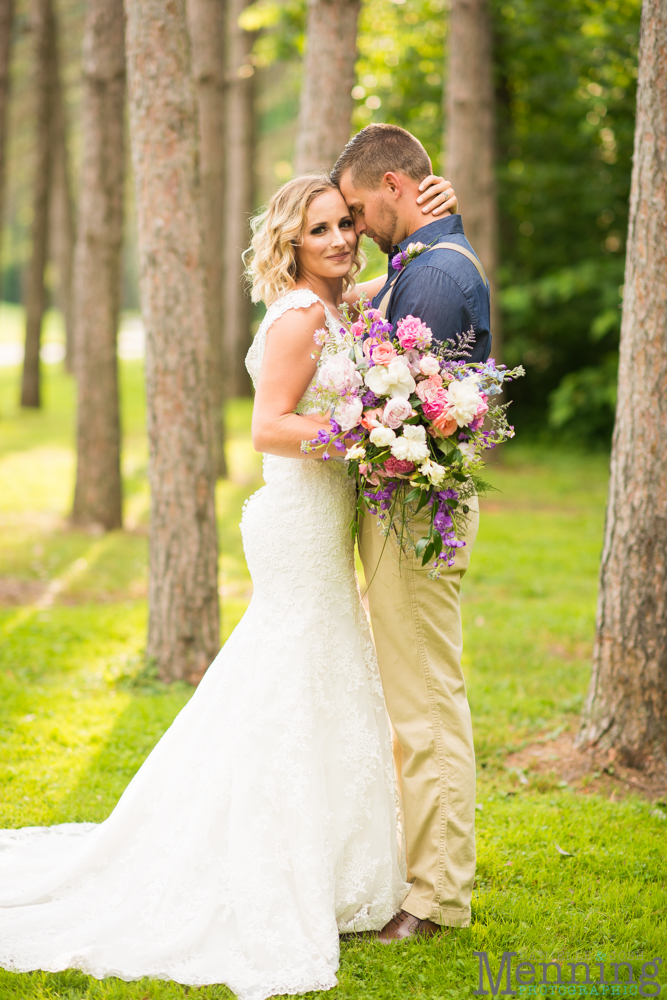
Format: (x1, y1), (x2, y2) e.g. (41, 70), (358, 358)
(377, 241), (488, 318)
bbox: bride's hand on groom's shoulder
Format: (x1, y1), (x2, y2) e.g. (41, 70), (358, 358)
(416, 175), (458, 217)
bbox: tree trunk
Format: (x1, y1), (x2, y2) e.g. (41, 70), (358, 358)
(294, 0), (360, 174)
(188, 0), (228, 478)
(70, 0), (125, 532)
(0, 0), (14, 305)
(126, 0), (220, 684)
(223, 0), (254, 398)
(21, 0), (55, 409)
(444, 0), (502, 365)
(49, 18), (75, 372)
(576, 0), (667, 768)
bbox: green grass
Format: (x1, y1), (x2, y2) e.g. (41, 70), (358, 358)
(0, 341), (665, 999)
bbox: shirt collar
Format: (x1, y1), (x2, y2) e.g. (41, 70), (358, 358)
(391, 214), (465, 256)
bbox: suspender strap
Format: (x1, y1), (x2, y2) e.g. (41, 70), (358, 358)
(376, 241), (488, 319)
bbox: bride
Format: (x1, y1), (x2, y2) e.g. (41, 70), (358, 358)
(0, 172), (455, 1000)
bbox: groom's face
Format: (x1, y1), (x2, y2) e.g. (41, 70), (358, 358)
(338, 172), (399, 255)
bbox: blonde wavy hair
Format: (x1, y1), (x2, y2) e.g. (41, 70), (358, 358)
(244, 174), (365, 305)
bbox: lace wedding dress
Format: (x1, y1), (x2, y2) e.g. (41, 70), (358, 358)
(0, 288), (409, 1000)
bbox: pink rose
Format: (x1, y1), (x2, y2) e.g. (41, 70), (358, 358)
(382, 397), (413, 429)
(351, 319), (365, 340)
(384, 456), (416, 476)
(415, 374), (444, 404)
(419, 355), (441, 376)
(372, 341), (398, 365)
(396, 315), (433, 351)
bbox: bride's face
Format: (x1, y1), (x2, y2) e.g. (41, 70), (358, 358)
(296, 189), (357, 281)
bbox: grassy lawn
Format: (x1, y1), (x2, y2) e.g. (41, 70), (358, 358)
(0, 350), (665, 999)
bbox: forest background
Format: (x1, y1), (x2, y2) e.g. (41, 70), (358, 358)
(1, 0), (640, 444)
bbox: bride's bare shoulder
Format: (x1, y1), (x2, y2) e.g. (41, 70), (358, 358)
(265, 295), (327, 343)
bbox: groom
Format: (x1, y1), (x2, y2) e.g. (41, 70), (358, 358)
(331, 123), (491, 941)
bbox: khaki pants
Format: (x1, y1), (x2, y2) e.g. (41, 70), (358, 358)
(359, 501), (478, 927)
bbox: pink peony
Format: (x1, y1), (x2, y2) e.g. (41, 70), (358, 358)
(396, 315), (433, 351)
(335, 396), (364, 432)
(382, 396), (413, 429)
(475, 396), (489, 419)
(384, 456), (416, 476)
(415, 374), (444, 404)
(422, 395), (450, 419)
(372, 341), (398, 365)
(318, 353), (363, 394)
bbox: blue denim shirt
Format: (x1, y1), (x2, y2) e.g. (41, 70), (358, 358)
(371, 216), (492, 363)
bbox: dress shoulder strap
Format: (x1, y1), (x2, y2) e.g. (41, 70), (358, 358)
(377, 242), (488, 319)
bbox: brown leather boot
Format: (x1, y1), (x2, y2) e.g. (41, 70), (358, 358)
(376, 910), (442, 943)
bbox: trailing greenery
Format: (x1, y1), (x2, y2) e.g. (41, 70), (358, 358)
(0, 359), (665, 998)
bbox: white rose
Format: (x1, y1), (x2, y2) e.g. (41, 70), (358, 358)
(345, 443), (366, 461)
(382, 397), (413, 429)
(369, 425), (396, 447)
(419, 458), (447, 485)
(318, 353), (363, 395)
(391, 424), (429, 463)
(445, 376), (484, 427)
(364, 359), (416, 399)
(419, 355), (441, 376)
(335, 395), (363, 432)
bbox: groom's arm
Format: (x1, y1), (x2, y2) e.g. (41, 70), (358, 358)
(390, 265), (492, 363)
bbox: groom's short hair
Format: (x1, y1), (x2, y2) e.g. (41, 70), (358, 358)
(331, 123), (431, 190)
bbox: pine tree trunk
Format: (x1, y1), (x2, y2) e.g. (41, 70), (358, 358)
(576, 0), (667, 768)
(444, 0), (502, 364)
(21, 0), (55, 409)
(126, 0), (220, 684)
(70, 0), (125, 532)
(294, 0), (360, 174)
(0, 0), (14, 305)
(188, 0), (228, 478)
(49, 17), (75, 372)
(223, 0), (254, 398)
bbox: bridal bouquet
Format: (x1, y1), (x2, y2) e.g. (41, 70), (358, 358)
(302, 298), (524, 577)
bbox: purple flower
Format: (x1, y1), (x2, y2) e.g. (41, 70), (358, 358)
(333, 438), (346, 452)
(391, 251), (408, 271)
(317, 430), (331, 445)
(362, 390), (381, 406)
(330, 419), (341, 434)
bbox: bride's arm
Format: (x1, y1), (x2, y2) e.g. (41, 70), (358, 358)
(342, 174), (458, 308)
(252, 302), (341, 460)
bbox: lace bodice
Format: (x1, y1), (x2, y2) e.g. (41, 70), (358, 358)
(245, 288), (352, 415)
(0, 294), (408, 1000)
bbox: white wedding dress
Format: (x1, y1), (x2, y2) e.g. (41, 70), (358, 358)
(0, 288), (409, 1000)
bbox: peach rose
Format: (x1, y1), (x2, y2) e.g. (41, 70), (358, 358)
(372, 341), (398, 365)
(432, 410), (458, 438)
(360, 407), (383, 430)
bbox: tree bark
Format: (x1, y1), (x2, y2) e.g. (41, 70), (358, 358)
(188, 0), (228, 477)
(21, 0), (55, 409)
(576, 0), (667, 768)
(70, 0), (125, 532)
(125, 0), (220, 684)
(0, 0), (14, 305)
(294, 0), (360, 174)
(49, 18), (75, 372)
(444, 0), (502, 364)
(223, 0), (254, 397)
